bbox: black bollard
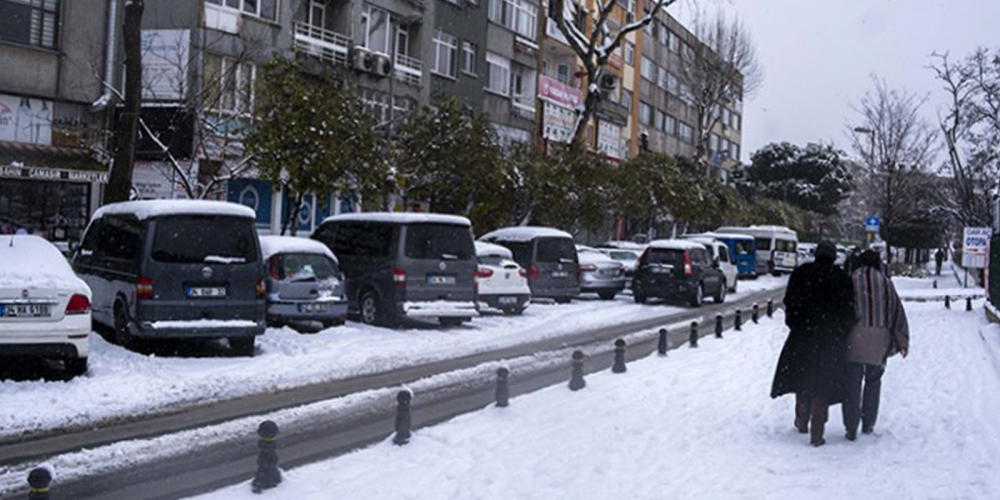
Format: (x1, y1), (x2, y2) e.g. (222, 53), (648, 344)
(933, 280), (938, 289)
(393, 391), (412, 445)
(569, 350), (586, 391)
(967, 297), (973, 312)
(689, 321), (699, 348)
(657, 328), (668, 356)
(27, 467), (51, 500)
(495, 367), (509, 408)
(612, 339), (627, 373)
(715, 314), (723, 338)
(251, 421), (281, 493)
(767, 299), (774, 318)
(945, 295), (951, 309)
(752, 304), (759, 324)
(735, 309), (742, 331)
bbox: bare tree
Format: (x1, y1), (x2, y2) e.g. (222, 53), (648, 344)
(675, 11), (762, 173)
(848, 77), (939, 264)
(551, 0), (678, 145)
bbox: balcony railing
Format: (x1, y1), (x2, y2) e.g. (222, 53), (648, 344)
(293, 21), (350, 68)
(394, 53), (423, 87)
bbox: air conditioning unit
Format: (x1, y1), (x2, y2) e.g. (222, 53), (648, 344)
(351, 46), (376, 73)
(599, 73), (618, 92)
(373, 53), (393, 78)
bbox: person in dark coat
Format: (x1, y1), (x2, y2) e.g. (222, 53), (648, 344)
(934, 249), (944, 276)
(842, 250), (910, 440)
(771, 241), (856, 446)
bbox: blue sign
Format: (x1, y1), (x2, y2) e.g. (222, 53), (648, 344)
(227, 179), (273, 229)
(865, 216), (881, 232)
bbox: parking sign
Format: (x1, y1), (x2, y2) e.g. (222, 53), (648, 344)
(963, 226), (991, 268)
(865, 216), (881, 232)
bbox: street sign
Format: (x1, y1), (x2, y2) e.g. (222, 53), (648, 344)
(865, 216), (881, 232)
(962, 226), (991, 268)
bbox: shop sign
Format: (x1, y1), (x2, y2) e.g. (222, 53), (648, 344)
(539, 75), (583, 110)
(0, 164), (107, 183)
(597, 121), (625, 161)
(608, 53), (623, 70)
(542, 102), (577, 144)
(132, 161), (175, 199)
(0, 93), (52, 145)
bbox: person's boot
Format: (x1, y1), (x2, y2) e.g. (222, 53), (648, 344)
(845, 429), (857, 441)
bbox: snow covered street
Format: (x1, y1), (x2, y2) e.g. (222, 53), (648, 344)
(192, 298), (1000, 500)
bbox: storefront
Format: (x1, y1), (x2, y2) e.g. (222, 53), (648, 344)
(0, 161), (106, 243)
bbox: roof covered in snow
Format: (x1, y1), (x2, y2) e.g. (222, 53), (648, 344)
(647, 239), (708, 251)
(479, 226), (573, 242)
(93, 200), (256, 221)
(322, 212), (471, 226)
(475, 242), (513, 259)
(578, 248), (618, 265)
(0, 235), (90, 293)
(259, 236), (337, 262)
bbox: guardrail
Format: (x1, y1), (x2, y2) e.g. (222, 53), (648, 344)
(293, 21), (350, 68)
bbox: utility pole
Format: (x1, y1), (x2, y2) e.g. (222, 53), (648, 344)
(105, 0), (145, 204)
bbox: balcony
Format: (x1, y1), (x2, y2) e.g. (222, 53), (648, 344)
(293, 21), (350, 68)
(394, 53), (423, 87)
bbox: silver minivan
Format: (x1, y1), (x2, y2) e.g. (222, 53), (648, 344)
(478, 227), (580, 303)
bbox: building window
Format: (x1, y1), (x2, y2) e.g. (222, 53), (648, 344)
(624, 42), (634, 66)
(658, 21), (668, 45)
(658, 67), (668, 89)
(360, 4), (391, 54)
(207, 0), (277, 21)
(679, 82), (693, 105)
(511, 63), (536, 110)
(639, 101), (652, 126)
(666, 72), (679, 96)
(486, 52), (511, 96)
(733, 113), (741, 131)
(664, 114), (676, 135)
(432, 30), (458, 78)
(622, 89), (632, 112)
(730, 142), (740, 159)
(668, 29), (679, 52)
(489, 0), (537, 39)
(640, 56), (655, 81)
(0, 0), (59, 49)
(462, 42), (477, 75)
(556, 63), (570, 84)
(654, 109), (665, 132)
(682, 42), (696, 62)
(710, 133), (719, 153)
(722, 107), (731, 127)
(204, 54), (256, 137)
(679, 122), (693, 143)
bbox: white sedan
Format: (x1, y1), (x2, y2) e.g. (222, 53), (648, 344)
(0, 235), (92, 377)
(474, 242), (531, 315)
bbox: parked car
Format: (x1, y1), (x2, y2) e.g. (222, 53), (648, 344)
(682, 235), (739, 293)
(1, 235), (92, 377)
(478, 227), (580, 303)
(576, 246), (626, 300)
(474, 242), (531, 315)
(632, 239), (727, 307)
(598, 247), (641, 288)
(798, 242), (817, 265)
(717, 225), (799, 276)
(710, 233), (757, 280)
(313, 213), (478, 327)
(73, 200), (266, 356)
(260, 236), (348, 330)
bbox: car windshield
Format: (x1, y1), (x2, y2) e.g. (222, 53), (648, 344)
(151, 216), (258, 264)
(272, 253), (338, 282)
(537, 238), (577, 263)
(404, 224), (474, 261)
(609, 251), (637, 262)
(734, 240), (754, 255)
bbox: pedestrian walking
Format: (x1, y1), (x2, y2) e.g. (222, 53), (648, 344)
(934, 249), (944, 276)
(842, 250), (910, 440)
(771, 241), (856, 447)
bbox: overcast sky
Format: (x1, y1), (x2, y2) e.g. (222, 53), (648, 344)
(671, 0), (1000, 161)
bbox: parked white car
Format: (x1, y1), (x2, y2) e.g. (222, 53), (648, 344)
(685, 236), (739, 293)
(1, 235), (92, 377)
(474, 242), (531, 315)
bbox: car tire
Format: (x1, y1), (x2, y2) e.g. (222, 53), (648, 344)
(634, 292), (647, 304)
(229, 336), (255, 357)
(714, 281), (727, 304)
(359, 289), (382, 326)
(598, 292), (617, 301)
(64, 357), (88, 378)
(439, 317), (464, 327)
(321, 319), (345, 329)
(690, 283), (704, 307)
(555, 297), (573, 304)
(114, 302), (140, 351)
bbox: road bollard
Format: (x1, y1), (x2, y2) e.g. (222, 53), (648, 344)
(715, 314), (723, 338)
(767, 299), (773, 318)
(657, 328), (668, 356)
(495, 368), (509, 408)
(612, 339), (627, 373)
(27, 467), (51, 500)
(933, 280), (938, 289)
(735, 309), (742, 331)
(689, 321), (699, 348)
(945, 295), (951, 309)
(967, 297), (973, 312)
(752, 304), (759, 324)
(569, 350), (586, 391)
(251, 421), (281, 494)
(392, 391), (412, 445)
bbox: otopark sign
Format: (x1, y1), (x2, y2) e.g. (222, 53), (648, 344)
(962, 226), (991, 269)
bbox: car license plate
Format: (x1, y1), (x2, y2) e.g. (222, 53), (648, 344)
(427, 275), (456, 285)
(0, 303), (52, 318)
(298, 303), (328, 313)
(187, 287), (227, 298)
(498, 296), (518, 305)
(552, 271), (569, 278)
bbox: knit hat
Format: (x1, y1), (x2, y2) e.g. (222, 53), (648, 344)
(815, 241), (837, 263)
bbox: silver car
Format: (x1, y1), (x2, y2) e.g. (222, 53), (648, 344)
(260, 236), (348, 330)
(577, 247), (626, 300)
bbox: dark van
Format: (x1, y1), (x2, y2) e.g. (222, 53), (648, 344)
(312, 213), (478, 327)
(478, 227), (579, 303)
(73, 201), (266, 355)
(632, 239), (727, 307)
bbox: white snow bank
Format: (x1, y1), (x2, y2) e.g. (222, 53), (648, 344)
(0, 235), (89, 294)
(259, 236), (337, 262)
(191, 301), (1000, 500)
(322, 212), (471, 226)
(93, 200), (256, 221)
(479, 226), (573, 242)
(148, 320), (259, 330)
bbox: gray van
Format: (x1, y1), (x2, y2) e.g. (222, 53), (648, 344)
(73, 201), (266, 356)
(312, 213), (478, 327)
(478, 227), (580, 303)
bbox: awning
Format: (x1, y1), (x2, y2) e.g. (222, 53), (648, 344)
(0, 140), (109, 183)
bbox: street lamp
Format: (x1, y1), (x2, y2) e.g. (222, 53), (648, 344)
(386, 13), (424, 148)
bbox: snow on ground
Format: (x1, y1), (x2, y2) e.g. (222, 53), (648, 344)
(192, 297), (1000, 500)
(0, 276), (788, 439)
(894, 262), (984, 300)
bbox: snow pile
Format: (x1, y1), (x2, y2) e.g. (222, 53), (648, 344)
(259, 236), (336, 261)
(149, 320), (260, 330)
(0, 235), (89, 293)
(93, 200), (255, 221)
(322, 213), (471, 226)
(191, 301), (1000, 500)
(479, 226), (573, 242)
(475, 242), (513, 259)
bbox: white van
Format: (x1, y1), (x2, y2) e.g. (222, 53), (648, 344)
(717, 225), (799, 276)
(681, 234), (739, 292)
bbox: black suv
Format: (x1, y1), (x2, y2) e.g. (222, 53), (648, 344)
(632, 240), (727, 307)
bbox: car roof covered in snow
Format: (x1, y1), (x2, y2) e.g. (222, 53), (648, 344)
(321, 212), (471, 226)
(596, 240), (646, 250)
(578, 248), (619, 265)
(93, 200), (256, 221)
(647, 239), (708, 251)
(479, 226), (573, 242)
(711, 232), (755, 241)
(0, 235), (90, 294)
(475, 241), (513, 259)
(259, 236), (337, 262)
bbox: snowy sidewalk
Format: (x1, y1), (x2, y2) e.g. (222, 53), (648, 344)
(191, 302), (1000, 500)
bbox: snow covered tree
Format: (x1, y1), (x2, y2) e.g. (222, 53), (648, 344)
(743, 142), (853, 216)
(245, 59), (385, 235)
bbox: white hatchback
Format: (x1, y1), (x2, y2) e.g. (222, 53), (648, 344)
(0, 235), (92, 377)
(474, 242), (532, 315)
